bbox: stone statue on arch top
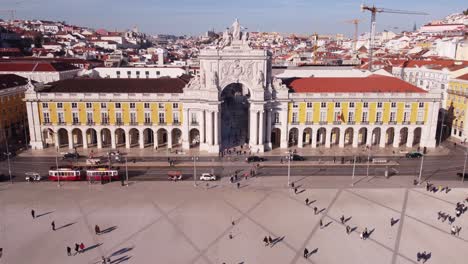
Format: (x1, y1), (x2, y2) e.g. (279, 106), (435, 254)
(212, 71), (219, 87)
(232, 18), (241, 40)
(242, 31), (249, 44)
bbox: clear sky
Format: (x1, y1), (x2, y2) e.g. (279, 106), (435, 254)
(3, 0), (467, 36)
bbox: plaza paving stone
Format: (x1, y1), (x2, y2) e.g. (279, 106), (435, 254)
(0, 181), (467, 264)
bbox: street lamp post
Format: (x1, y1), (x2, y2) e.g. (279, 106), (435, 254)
(287, 151), (292, 187)
(125, 156), (128, 186)
(55, 146), (60, 187)
(2, 130), (12, 184)
(462, 151), (467, 183)
(366, 148), (371, 177)
(418, 155), (424, 185)
(192, 156), (198, 187)
(351, 156), (356, 187)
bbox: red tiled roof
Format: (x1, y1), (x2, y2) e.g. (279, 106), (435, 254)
(455, 74), (468, 81)
(287, 75), (427, 93)
(0, 62), (79, 72)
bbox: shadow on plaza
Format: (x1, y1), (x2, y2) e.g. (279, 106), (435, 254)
(100, 226), (117, 234)
(56, 222), (77, 230)
(83, 243), (103, 253)
(111, 246), (134, 257)
(36, 211), (54, 218)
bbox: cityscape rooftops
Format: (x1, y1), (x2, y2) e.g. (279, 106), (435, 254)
(37, 75), (192, 94)
(0, 62), (79, 72)
(0, 74), (29, 91)
(454, 73), (468, 81)
(287, 75), (427, 93)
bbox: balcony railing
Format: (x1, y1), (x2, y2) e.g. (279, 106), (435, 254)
(319, 121), (327, 125)
(116, 121), (124, 126)
(291, 122), (299, 125)
(129, 121), (138, 126)
(72, 121), (80, 125)
(333, 121), (342, 125)
(43, 121), (51, 125)
(416, 121), (425, 125)
(389, 121), (397, 125)
(347, 121), (355, 125)
(101, 121), (109, 125)
(374, 121), (383, 125)
(447, 89), (468, 97)
(273, 122), (281, 126)
(86, 121), (95, 126)
(361, 121), (369, 125)
(173, 121), (181, 126)
(144, 121), (153, 126)
(159, 122), (166, 125)
(57, 121), (66, 125)
(191, 122), (199, 126)
(305, 121), (314, 125)
(402, 121), (411, 125)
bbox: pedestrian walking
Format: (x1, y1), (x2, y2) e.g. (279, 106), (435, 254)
(31, 209), (35, 219)
(51, 221), (55, 231)
(313, 207), (318, 215)
(263, 236), (269, 246)
(294, 187), (298, 194)
(95, 225), (101, 235)
(268, 236), (273, 244)
(0, 248), (2, 259)
(237, 182), (240, 189)
(319, 219), (323, 228)
(303, 248), (309, 259)
(67, 246), (72, 256)
(79, 242), (85, 253)
(228, 233), (233, 239)
(74, 243), (80, 255)
(291, 182), (295, 188)
(101, 256), (107, 264)
(391, 217), (394, 226)
(346, 225), (351, 234)
(340, 215), (345, 224)
(305, 198), (309, 206)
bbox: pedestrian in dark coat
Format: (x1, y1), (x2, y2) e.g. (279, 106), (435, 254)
(263, 236), (269, 246)
(291, 182), (295, 188)
(51, 221), (55, 231)
(237, 182), (240, 189)
(95, 225), (101, 235)
(314, 207), (318, 215)
(67, 246), (71, 256)
(74, 243), (80, 255)
(319, 219), (323, 228)
(268, 236), (273, 244)
(294, 188), (298, 194)
(305, 198), (309, 206)
(304, 248), (309, 258)
(340, 215), (345, 224)
(0, 248), (3, 258)
(31, 209), (35, 219)
(346, 225), (351, 234)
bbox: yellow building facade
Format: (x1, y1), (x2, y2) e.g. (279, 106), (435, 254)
(446, 74), (468, 141)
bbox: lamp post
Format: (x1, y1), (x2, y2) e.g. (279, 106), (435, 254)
(2, 129), (12, 184)
(192, 156), (198, 187)
(286, 151), (292, 187)
(417, 155), (424, 185)
(351, 156), (356, 187)
(462, 151), (467, 183)
(55, 146), (60, 187)
(366, 148), (371, 177)
(125, 156), (128, 186)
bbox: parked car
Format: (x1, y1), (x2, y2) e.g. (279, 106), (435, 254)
(86, 158), (102, 165)
(246, 156), (266, 163)
(62, 152), (80, 160)
(200, 173), (216, 181)
(291, 154), (305, 161)
(405, 152), (423, 158)
(456, 172), (468, 178)
(25, 172), (41, 182)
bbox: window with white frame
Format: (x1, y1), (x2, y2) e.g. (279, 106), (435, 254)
(362, 111), (368, 122)
(390, 112), (396, 122)
(334, 111), (341, 121)
(136, 71), (140, 78)
(43, 112), (50, 123)
(86, 103), (92, 109)
(87, 112), (93, 123)
(419, 102), (424, 108)
(349, 102), (355, 108)
(159, 112), (165, 123)
(292, 112), (298, 123)
(72, 112), (79, 123)
(71, 103), (77, 109)
(376, 112), (382, 122)
(320, 111), (327, 122)
(335, 102), (341, 108)
(100, 103), (107, 109)
(173, 103), (179, 109)
(391, 102), (396, 108)
(191, 112), (198, 124)
(321, 102), (327, 108)
(417, 111), (424, 122)
(377, 102), (383, 108)
(130, 103), (136, 109)
(57, 102), (63, 109)
(363, 102), (368, 108)
(130, 112), (137, 123)
(173, 112), (180, 124)
(101, 112), (109, 123)
(115, 103), (121, 109)
(57, 112), (64, 123)
(145, 71), (149, 78)
(274, 112), (280, 123)
(292, 103), (298, 108)
(348, 112), (354, 122)
(144, 103), (150, 109)
(405, 103), (411, 108)
(403, 111), (410, 122)
(306, 102), (313, 108)
(116, 112), (122, 123)
(159, 103), (165, 109)
(306, 112), (312, 122)
(42, 103), (49, 109)
(144, 112), (151, 123)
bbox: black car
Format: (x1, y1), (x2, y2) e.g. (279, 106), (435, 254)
(246, 156), (266, 163)
(62, 152), (80, 160)
(292, 154), (305, 161)
(405, 152), (423, 158)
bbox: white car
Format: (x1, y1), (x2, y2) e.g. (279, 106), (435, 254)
(200, 173), (216, 181)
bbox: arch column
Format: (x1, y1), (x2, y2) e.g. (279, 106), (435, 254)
(325, 129), (331, 148)
(168, 128), (173, 149)
(97, 129), (102, 149)
(339, 128), (345, 148)
(182, 109), (190, 150)
(125, 129), (130, 149)
(311, 129), (316, 148)
(68, 130), (73, 149)
(393, 129), (400, 148)
(111, 129), (116, 149)
(265, 109), (272, 149)
(298, 128), (304, 148)
(214, 110), (219, 146)
(280, 110), (288, 149)
(201, 110), (206, 144)
(379, 130), (386, 148)
(54, 131), (60, 148)
(139, 129), (145, 149)
(352, 129), (359, 148)
(406, 130), (414, 148)
(249, 110), (258, 147)
(258, 110), (264, 146)
(206, 111), (213, 145)
(82, 130), (88, 149)
(366, 128), (372, 147)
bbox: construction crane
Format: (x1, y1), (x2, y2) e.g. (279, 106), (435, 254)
(360, 4), (428, 71)
(344, 19), (363, 52)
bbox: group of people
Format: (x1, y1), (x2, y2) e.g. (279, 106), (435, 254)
(425, 182), (450, 193)
(66, 243), (85, 256)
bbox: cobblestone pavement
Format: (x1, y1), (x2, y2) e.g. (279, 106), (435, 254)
(0, 178), (467, 264)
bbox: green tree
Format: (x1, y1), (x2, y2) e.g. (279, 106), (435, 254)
(463, 8), (468, 15)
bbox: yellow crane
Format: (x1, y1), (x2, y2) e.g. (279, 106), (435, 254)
(360, 4), (428, 70)
(344, 19), (363, 52)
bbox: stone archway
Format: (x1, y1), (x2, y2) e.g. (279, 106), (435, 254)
(189, 128), (200, 148)
(303, 128), (312, 146)
(143, 128), (154, 147)
(289, 128), (299, 147)
(42, 128), (55, 148)
(86, 128), (98, 147)
(317, 128), (326, 146)
(413, 127), (422, 146)
(330, 128), (340, 147)
(358, 128), (367, 146)
(220, 83), (250, 150)
(271, 128), (281, 149)
(115, 128), (126, 147)
(101, 128), (111, 148)
(57, 128), (68, 148)
(386, 128), (395, 145)
(157, 128), (168, 148)
(344, 128), (353, 146)
(71, 128), (82, 148)
(129, 128), (139, 148)
(171, 128), (182, 148)
(372, 128), (381, 146)
(400, 127), (409, 146)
